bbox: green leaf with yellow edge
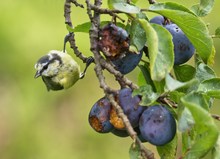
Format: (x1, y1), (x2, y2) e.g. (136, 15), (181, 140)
(191, 0), (215, 17)
(139, 19), (174, 81)
(181, 93), (219, 159)
(149, 2), (215, 65)
(157, 134), (177, 159)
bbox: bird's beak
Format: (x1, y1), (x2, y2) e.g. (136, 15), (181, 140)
(34, 71), (41, 78)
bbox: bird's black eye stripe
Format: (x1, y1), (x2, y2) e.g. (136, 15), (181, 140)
(51, 53), (63, 65)
(37, 55), (50, 64)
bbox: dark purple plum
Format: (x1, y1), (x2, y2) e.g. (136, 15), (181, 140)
(139, 105), (176, 146)
(99, 23), (130, 58)
(117, 88), (146, 128)
(111, 51), (143, 74)
(150, 16), (195, 65)
(149, 15), (165, 25)
(165, 24), (195, 65)
(88, 97), (114, 133)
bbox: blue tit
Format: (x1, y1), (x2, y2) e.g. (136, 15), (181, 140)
(34, 50), (80, 91)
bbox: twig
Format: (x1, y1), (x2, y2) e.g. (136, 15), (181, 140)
(90, 4), (125, 22)
(64, 0), (92, 63)
(99, 59), (138, 89)
(65, 0), (155, 158)
(212, 114), (220, 121)
(148, 0), (157, 4)
(70, 0), (84, 8)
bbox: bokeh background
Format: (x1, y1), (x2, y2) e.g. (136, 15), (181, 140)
(0, 0), (219, 159)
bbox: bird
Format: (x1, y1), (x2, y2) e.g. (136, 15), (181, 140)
(34, 50), (80, 91)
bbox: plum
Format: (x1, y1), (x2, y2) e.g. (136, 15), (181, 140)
(88, 97), (114, 133)
(150, 16), (195, 65)
(110, 88), (146, 129)
(149, 15), (165, 25)
(139, 105), (176, 146)
(111, 51), (143, 74)
(99, 23), (130, 58)
(165, 24), (195, 65)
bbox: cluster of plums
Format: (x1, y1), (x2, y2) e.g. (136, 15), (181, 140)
(88, 17), (194, 145)
(88, 88), (176, 146)
(98, 16), (195, 75)
(99, 23), (143, 74)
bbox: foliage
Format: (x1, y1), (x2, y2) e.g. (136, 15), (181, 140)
(36, 0), (220, 159)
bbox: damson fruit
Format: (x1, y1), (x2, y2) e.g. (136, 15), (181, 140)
(149, 15), (165, 25)
(88, 97), (114, 133)
(110, 88), (145, 129)
(111, 51), (143, 74)
(139, 105), (176, 146)
(150, 16), (195, 65)
(99, 23), (130, 58)
(165, 24), (195, 65)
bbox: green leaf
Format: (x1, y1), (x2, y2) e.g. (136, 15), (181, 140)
(214, 27), (220, 38)
(149, 2), (215, 65)
(215, 27), (220, 36)
(181, 93), (219, 159)
(182, 92), (210, 110)
(157, 134), (177, 159)
(139, 19), (174, 81)
(174, 64), (196, 82)
(198, 78), (220, 98)
(195, 62), (216, 82)
(108, 0), (126, 9)
(191, 0), (215, 17)
(133, 85), (159, 106)
(165, 74), (196, 92)
(149, 2), (196, 15)
(129, 143), (141, 159)
(113, 3), (140, 13)
(138, 64), (156, 90)
(212, 135), (220, 159)
(178, 107), (195, 132)
(131, 0), (139, 4)
(130, 19), (146, 51)
(169, 91), (185, 104)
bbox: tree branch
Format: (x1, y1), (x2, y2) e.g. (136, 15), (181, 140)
(64, 0), (155, 158)
(147, 0), (157, 4)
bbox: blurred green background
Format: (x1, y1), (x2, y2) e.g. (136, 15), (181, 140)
(0, 0), (219, 159)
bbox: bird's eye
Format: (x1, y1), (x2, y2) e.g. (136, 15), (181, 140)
(43, 64), (49, 70)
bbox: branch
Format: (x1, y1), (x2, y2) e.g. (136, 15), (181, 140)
(212, 114), (220, 121)
(65, 0), (155, 158)
(70, 0), (84, 8)
(147, 0), (157, 4)
(64, 0), (91, 63)
(90, 4), (125, 22)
